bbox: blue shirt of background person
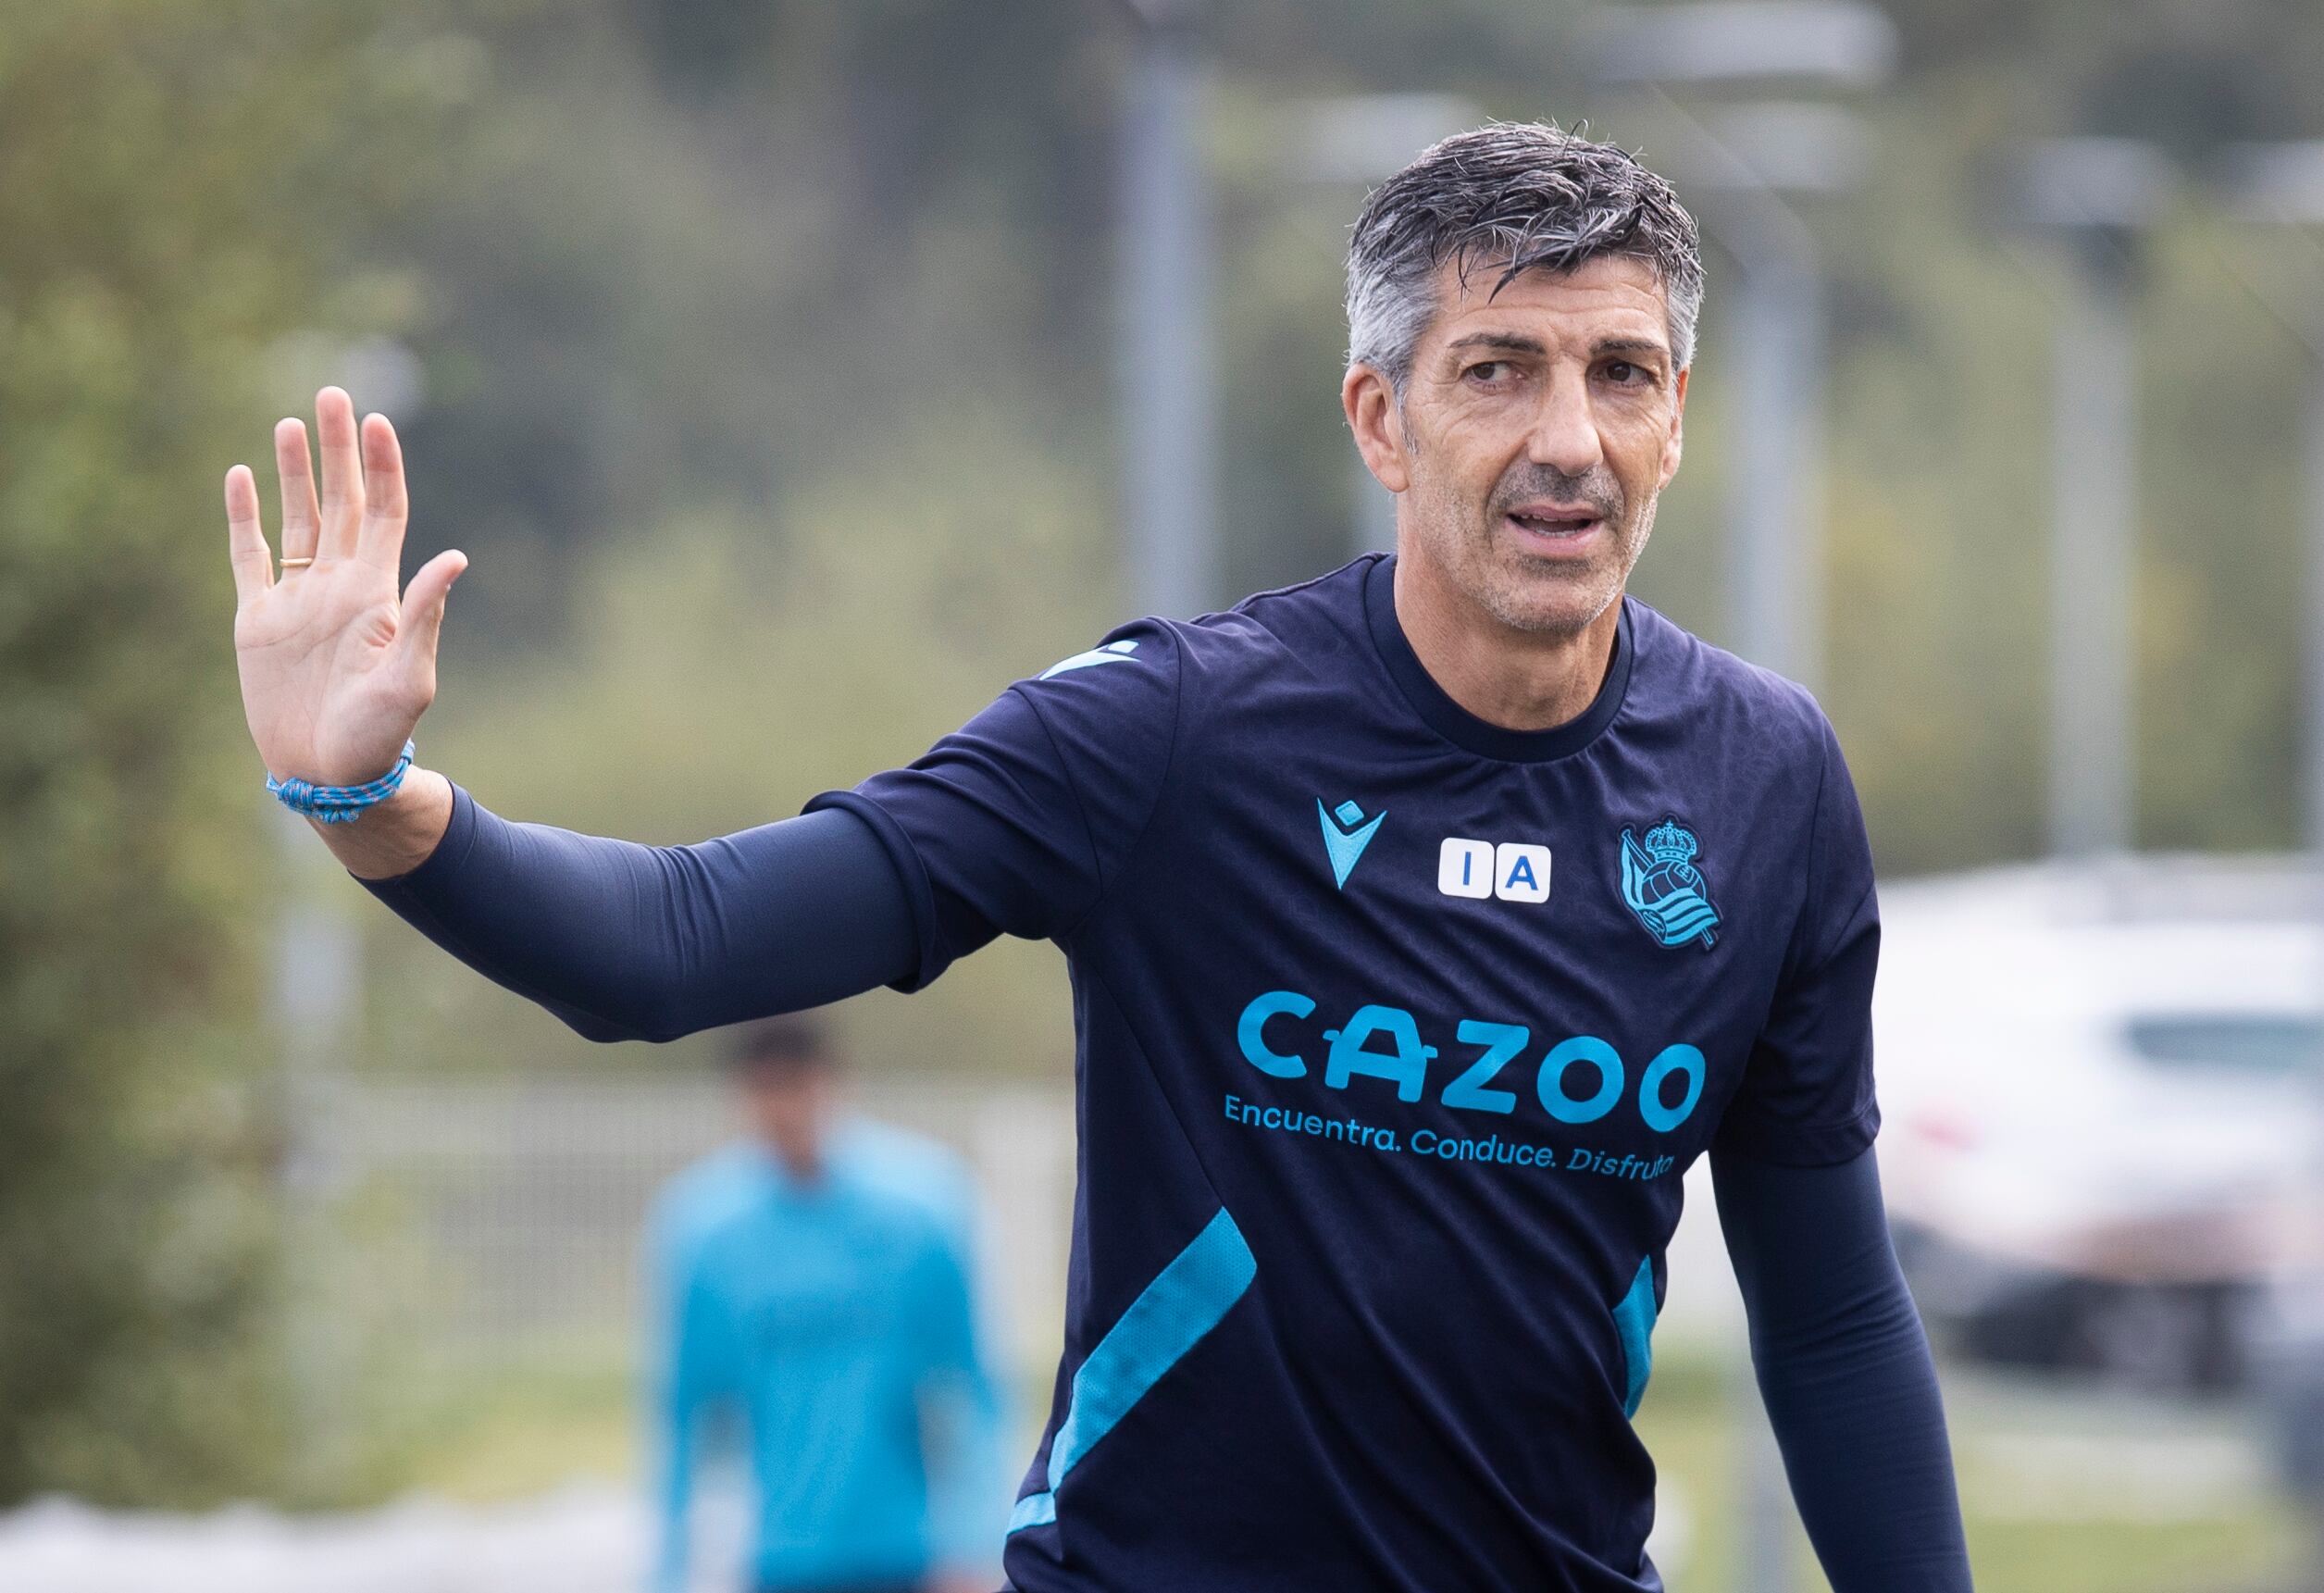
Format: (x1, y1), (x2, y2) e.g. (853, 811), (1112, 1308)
(646, 1014), (1008, 1593)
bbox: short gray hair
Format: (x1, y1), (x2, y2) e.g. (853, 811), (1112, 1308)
(1346, 123), (1706, 393)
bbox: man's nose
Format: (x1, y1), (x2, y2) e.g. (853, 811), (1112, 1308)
(1525, 367), (1605, 478)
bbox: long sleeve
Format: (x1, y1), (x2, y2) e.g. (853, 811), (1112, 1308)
(362, 618), (1180, 1039)
(1711, 1145), (1973, 1592)
(357, 785), (918, 1043)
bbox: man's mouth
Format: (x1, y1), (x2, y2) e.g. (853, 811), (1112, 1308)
(1502, 503), (1608, 544)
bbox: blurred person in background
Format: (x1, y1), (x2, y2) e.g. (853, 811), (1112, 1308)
(648, 1013), (1005, 1593)
(223, 124), (1970, 1588)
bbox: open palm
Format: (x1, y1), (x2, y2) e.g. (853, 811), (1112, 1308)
(225, 387), (466, 788)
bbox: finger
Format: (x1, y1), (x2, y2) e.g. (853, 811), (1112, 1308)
(274, 417), (321, 564)
(393, 548), (468, 678)
(314, 386), (365, 559)
(354, 412), (410, 571)
(224, 465), (273, 604)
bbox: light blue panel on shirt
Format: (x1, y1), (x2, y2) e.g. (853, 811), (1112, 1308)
(1007, 1490), (1057, 1533)
(1614, 1256), (1658, 1418)
(1010, 1205), (1256, 1533)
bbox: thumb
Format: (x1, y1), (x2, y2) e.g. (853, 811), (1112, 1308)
(395, 548), (468, 670)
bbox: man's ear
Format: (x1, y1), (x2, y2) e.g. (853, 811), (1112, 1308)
(1658, 365), (1689, 491)
(1343, 364), (1412, 495)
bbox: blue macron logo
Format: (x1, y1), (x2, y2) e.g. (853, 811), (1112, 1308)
(1619, 818), (1720, 950)
(1318, 798), (1386, 890)
(1038, 639), (1140, 680)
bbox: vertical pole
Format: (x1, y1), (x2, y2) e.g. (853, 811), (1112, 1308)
(1724, 227), (1827, 691)
(1721, 214), (1828, 1593)
(1120, 6), (1217, 618)
(2298, 359), (2324, 1593)
(2305, 362), (2324, 859)
(274, 808), (360, 1492)
(2047, 245), (2137, 860)
(1792, 264), (1828, 697)
(1736, 1400), (1796, 1593)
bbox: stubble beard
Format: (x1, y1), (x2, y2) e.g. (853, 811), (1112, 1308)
(1411, 464), (1655, 638)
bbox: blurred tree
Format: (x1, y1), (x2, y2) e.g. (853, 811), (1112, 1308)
(626, 0), (782, 87)
(386, 403), (1118, 1082)
(392, 0), (1121, 650)
(0, 1), (447, 1503)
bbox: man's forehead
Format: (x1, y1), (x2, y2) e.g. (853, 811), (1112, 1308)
(1423, 253), (1671, 356)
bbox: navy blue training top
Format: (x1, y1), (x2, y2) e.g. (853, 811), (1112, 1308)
(804, 554), (1882, 1590)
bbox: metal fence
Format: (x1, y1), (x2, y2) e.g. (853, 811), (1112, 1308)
(288, 1071), (1077, 1381)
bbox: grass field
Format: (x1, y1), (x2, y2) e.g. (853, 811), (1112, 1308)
(380, 1343), (2309, 1590)
(1634, 1352), (2305, 1591)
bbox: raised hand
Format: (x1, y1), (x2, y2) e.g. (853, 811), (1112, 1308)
(225, 387), (466, 789)
(225, 387), (465, 876)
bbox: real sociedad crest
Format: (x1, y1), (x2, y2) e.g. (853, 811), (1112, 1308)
(1619, 818), (1720, 950)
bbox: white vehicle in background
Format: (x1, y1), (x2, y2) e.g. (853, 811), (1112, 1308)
(1874, 856), (2324, 1392)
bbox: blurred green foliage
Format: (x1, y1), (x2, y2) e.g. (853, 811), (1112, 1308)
(0, 0), (458, 1503)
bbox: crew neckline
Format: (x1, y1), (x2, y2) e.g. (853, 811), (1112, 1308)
(1361, 553), (1634, 764)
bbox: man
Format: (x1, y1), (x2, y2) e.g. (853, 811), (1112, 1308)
(649, 1014), (1005, 1593)
(223, 125), (1974, 1588)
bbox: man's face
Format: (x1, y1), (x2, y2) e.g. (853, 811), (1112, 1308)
(1345, 253), (1689, 635)
(741, 1063), (835, 1176)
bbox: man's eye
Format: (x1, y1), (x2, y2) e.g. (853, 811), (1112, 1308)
(1604, 361), (1638, 383)
(1465, 361), (1510, 384)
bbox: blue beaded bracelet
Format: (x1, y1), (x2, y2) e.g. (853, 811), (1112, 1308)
(267, 741), (417, 824)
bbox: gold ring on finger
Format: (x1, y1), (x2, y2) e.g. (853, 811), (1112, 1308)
(280, 557), (315, 570)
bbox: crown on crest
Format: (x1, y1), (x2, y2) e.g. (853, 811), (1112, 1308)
(1643, 821), (1698, 864)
